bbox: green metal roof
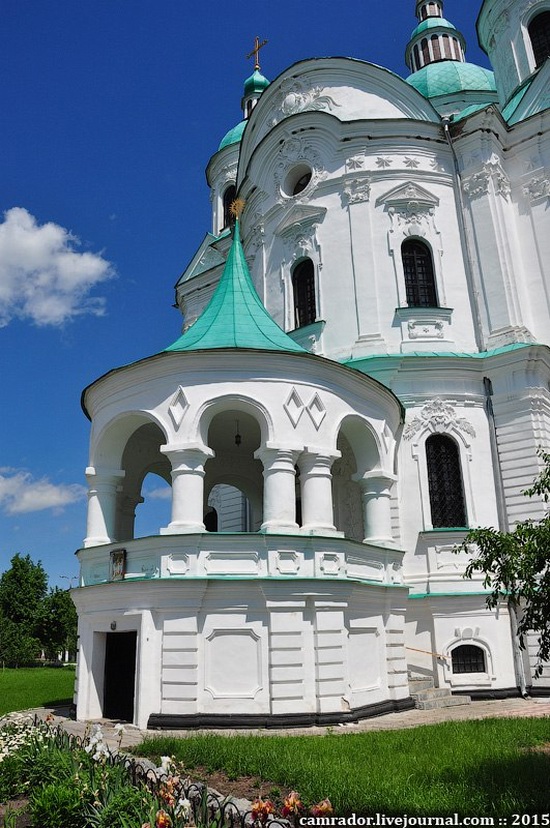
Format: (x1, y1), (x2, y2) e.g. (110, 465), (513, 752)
(165, 221), (306, 354)
(244, 69), (270, 97)
(410, 16), (457, 38)
(218, 120), (246, 151)
(407, 61), (496, 97)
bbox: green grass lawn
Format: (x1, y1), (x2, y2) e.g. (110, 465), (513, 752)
(0, 666), (75, 716)
(134, 717), (550, 816)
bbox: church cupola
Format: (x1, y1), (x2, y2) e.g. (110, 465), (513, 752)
(406, 0), (466, 73)
(241, 37), (270, 118)
(406, 0), (497, 116)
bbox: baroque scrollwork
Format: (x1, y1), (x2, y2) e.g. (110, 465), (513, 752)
(269, 77), (340, 125)
(523, 173), (550, 203)
(342, 177), (371, 205)
(403, 399), (477, 441)
(462, 158), (511, 200)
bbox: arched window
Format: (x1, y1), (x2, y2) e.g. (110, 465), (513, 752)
(452, 645), (486, 674)
(431, 35), (441, 62)
(292, 259), (316, 328)
(421, 37), (430, 64)
(402, 239), (438, 307)
(426, 434), (467, 528)
(529, 11), (550, 68)
(222, 185), (237, 230)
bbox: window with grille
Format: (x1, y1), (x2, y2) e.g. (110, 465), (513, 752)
(452, 644), (486, 674)
(529, 12), (550, 68)
(292, 259), (316, 328)
(222, 185), (237, 230)
(402, 239), (438, 307)
(426, 434), (467, 527)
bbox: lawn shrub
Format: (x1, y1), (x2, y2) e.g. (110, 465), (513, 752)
(30, 780), (86, 828)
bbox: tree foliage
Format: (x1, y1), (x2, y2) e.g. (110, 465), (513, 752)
(456, 449), (550, 676)
(0, 553), (77, 666)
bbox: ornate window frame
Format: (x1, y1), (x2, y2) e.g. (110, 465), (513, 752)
(442, 631), (495, 688)
(403, 399), (476, 531)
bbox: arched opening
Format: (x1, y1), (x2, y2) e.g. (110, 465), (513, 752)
(332, 434), (364, 541)
(90, 413), (171, 542)
(529, 11), (550, 67)
(204, 409), (263, 532)
(207, 483), (252, 531)
(134, 473), (171, 539)
(426, 434), (467, 528)
(431, 35), (441, 62)
(222, 185), (237, 230)
(451, 644), (486, 674)
(402, 239), (438, 308)
(292, 259), (317, 328)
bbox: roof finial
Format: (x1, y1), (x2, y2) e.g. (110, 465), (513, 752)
(230, 198), (246, 220)
(246, 36), (268, 72)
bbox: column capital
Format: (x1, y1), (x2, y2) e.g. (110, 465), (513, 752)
(254, 445), (301, 470)
(160, 443), (214, 470)
(85, 467), (125, 485)
(298, 447), (341, 475)
(352, 470), (397, 494)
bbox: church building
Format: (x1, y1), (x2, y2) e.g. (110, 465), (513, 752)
(72, 0), (550, 728)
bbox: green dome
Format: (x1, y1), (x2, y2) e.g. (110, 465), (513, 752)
(407, 61), (496, 97)
(218, 120), (246, 151)
(244, 69), (270, 97)
(410, 17), (457, 38)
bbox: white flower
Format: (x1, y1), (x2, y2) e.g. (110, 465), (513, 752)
(176, 798), (192, 819)
(160, 755), (172, 773)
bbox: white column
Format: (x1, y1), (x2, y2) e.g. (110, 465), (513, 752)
(298, 449), (341, 535)
(160, 445), (214, 534)
(84, 467), (125, 547)
(116, 493), (144, 541)
(354, 472), (397, 546)
(255, 447), (300, 533)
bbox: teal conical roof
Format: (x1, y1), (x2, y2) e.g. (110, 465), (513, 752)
(165, 221), (306, 354)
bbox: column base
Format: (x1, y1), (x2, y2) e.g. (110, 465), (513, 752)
(260, 522), (301, 534)
(160, 522), (206, 535)
(83, 536), (112, 548)
(300, 525), (344, 537)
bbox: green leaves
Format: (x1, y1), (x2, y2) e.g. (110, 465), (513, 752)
(455, 449), (550, 676)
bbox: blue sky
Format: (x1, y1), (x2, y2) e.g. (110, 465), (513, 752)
(0, 0), (490, 587)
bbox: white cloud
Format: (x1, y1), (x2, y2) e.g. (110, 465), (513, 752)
(146, 486), (172, 500)
(0, 207), (115, 327)
(0, 469), (86, 515)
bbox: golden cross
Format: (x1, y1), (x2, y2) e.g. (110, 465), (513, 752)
(246, 36), (268, 71)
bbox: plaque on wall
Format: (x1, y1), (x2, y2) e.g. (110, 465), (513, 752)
(110, 549), (126, 581)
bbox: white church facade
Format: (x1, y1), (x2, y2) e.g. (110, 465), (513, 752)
(72, 0), (550, 729)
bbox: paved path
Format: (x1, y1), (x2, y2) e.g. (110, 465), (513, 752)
(16, 696), (550, 751)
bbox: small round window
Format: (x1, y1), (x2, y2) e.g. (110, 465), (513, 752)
(283, 164), (312, 197)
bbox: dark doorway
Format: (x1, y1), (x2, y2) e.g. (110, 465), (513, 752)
(104, 631), (137, 721)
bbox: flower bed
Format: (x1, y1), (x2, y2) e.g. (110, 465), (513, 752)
(0, 715), (331, 828)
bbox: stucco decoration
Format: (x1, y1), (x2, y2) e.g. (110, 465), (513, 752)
(275, 204), (326, 260)
(462, 158), (511, 200)
(346, 153), (366, 171)
(284, 387), (306, 427)
(305, 392), (327, 429)
(378, 182), (440, 237)
(168, 387), (189, 430)
(274, 135), (327, 202)
(268, 77), (340, 126)
(219, 164), (238, 186)
(523, 172), (550, 202)
(342, 177), (371, 205)
(403, 399), (477, 441)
